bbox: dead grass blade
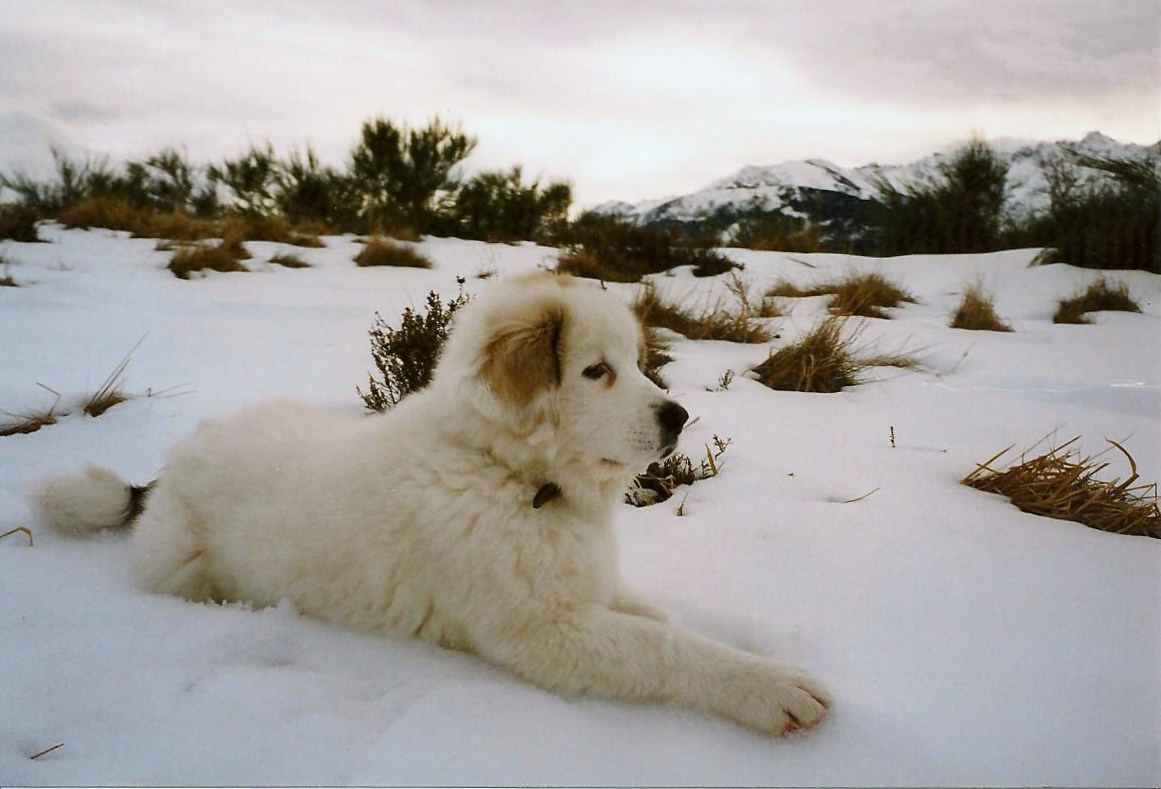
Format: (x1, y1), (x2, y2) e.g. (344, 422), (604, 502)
(0, 526), (34, 546)
(29, 742), (64, 760)
(84, 335), (147, 417)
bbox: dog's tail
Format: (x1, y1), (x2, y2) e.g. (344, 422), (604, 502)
(34, 466), (153, 537)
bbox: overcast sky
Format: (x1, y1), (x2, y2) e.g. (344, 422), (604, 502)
(1, 0), (1157, 207)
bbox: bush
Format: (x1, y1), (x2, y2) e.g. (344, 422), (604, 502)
(950, 285), (1012, 331)
(275, 146), (352, 231)
(1018, 152), (1160, 272)
(349, 117), (477, 235)
(450, 166), (571, 242)
(360, 289), (471, 412)
(727, 214), (825, 253)
(2, 116), (591, 246)
(208, 143), (278, 217)
(354, 237), (433, 269)
(871, 136), (1009, 255)
(0, 203), (41, 241)
(749, 317), (915, 393)
(1053, 278), (1141, 324)
(963, 437), (1159, 538)
(555, 213), (740, 283)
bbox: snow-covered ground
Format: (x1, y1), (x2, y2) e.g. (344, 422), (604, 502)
(2, 226), (1159, 787)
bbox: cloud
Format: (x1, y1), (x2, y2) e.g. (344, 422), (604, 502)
(0, 0), (1156, 205)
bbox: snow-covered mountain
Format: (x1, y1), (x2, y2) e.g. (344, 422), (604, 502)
(595, 132), (1160, 233)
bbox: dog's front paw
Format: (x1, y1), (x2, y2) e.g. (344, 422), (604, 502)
(771, 667), (832, 735)
(730, 662), (832, 736)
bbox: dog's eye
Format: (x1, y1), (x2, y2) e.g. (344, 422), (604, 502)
(582, 362), (611, 380)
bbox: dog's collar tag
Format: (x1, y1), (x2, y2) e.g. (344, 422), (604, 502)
(533, 482), (561, 509)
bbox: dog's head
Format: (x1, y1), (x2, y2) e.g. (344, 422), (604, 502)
(435, 274), (688, 486)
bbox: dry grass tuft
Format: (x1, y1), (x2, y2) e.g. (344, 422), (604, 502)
(631, 280), (773, 344)
(750, 316), (916, 393)
(765, 279), (839, 300)
(223, 215), (324, 247)
(1053, 278), (1142, 325)
(57, 197), (149, 234)
(963, 437), (1160, 538)
(1, 257), (17, 287)
(828, 272), (916, 318)
(640, 327), (673, 389)
(269, 252), (311, 269)
(950, 284), (1012, 331)
(57, 199), (325, 247)
(83, 340), (143, 417)
(765, 272), (914, 319)
(555, 248), (619, 281)
(355, 237), (433, 269)
(0, 407), (59, 437)
(167, 241), (250, 279)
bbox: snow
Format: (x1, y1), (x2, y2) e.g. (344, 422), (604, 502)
(2, 226), (1160, 787)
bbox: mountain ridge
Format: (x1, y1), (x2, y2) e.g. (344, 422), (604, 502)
(593, 132), (1160, 238)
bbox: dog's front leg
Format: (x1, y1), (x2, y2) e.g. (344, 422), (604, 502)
(610, 587), (670, 622)
(483, 607), (831, 736)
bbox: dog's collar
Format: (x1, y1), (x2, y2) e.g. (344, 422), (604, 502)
(533, 482), (561, 509)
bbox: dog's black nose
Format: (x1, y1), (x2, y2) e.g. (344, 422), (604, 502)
(656, 401), (689, 435)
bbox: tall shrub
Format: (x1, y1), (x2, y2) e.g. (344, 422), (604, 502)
(348, 117), (477, 234)
(451, 166), (571, 241)
(209, 143), (279, 217)
(1021, 152), (1160, 272)
(871, 137), (1009, 255)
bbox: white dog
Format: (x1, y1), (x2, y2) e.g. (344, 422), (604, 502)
(36, 273), (831, 736)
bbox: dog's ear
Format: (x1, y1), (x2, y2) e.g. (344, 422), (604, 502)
(481, 297), (565, 407)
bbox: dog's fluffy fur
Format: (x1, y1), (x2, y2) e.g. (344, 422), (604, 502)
(34, 273), (831, 735)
